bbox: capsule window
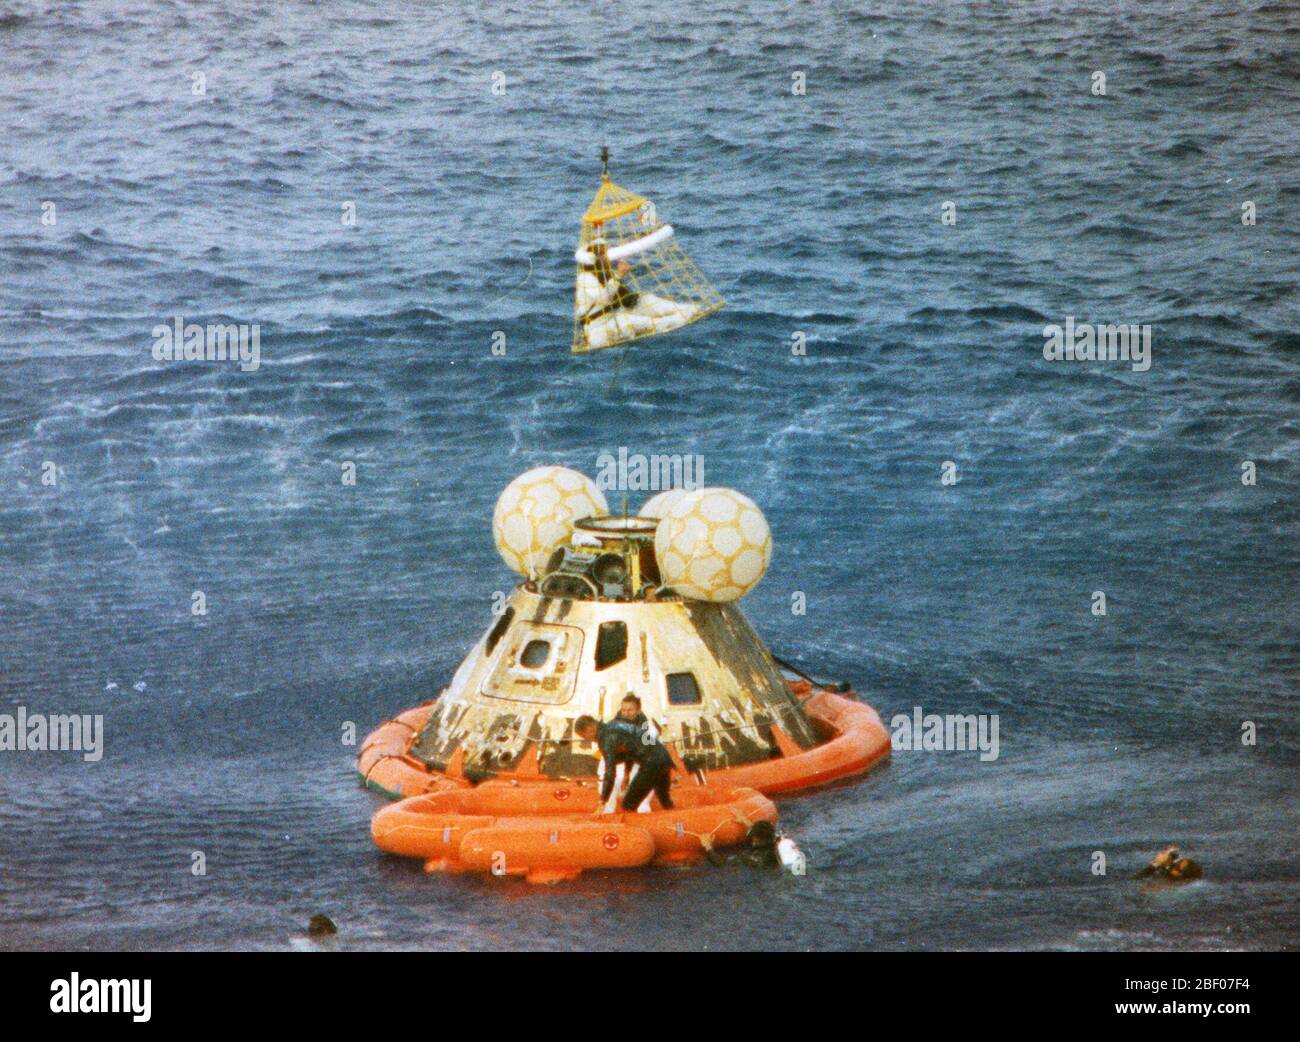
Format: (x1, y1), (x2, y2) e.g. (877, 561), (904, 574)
(666, 671), (702, 706)
(520, 639), (551, 669)
(485, 607), (514, 656)
(595, 621), (628, 671)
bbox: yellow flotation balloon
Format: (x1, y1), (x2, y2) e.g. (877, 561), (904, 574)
(653, 487), (772, 602)
(493, 466), (608, 577)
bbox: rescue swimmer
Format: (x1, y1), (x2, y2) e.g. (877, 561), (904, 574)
(575, 694), (675, 814)
(1137, 845), (1203, 884)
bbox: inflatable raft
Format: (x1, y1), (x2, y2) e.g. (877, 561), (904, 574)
(372, 782), (776, 883)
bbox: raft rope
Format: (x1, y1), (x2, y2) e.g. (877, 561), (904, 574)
(604, 340), (631, 399)
(672, 803), (760, 854)
(483, 255), (533, 312)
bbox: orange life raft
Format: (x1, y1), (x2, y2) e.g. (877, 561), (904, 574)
(358, 681), (890, 802)
(371, 781), (776, 883)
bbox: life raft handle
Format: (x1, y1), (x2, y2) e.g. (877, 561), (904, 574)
(771, 654), (851, 694)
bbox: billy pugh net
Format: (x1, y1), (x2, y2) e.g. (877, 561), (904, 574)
(571, 156), (725, 354)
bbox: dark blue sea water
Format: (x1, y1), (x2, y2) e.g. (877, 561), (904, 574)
(1, 0), (1296, 951)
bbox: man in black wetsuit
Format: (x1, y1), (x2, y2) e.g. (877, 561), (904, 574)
(575, 694), (674, 812)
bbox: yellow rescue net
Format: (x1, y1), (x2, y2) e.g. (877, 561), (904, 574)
(572, 151), (725, 354)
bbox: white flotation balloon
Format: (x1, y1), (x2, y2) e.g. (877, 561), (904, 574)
(653, 487), (772, 602)
(493, 466), (608, 577)
(639, 489), (688, 519)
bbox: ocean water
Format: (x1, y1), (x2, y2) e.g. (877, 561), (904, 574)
(0, 0), (1296, 951)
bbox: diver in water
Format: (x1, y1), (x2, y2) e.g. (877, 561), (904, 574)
(575, 694), (674, 812)
(1137, 845), (1203, 883)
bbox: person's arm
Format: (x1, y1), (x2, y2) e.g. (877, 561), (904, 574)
(587, 278), (619, 314)
(577, 272), (616, 320)
(598, 731), (618, 803)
